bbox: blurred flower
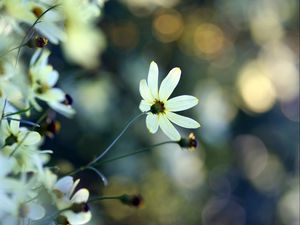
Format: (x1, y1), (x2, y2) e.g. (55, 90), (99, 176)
(28, 49), (75, 117)
(1, 0), (65, 44)
(53, 176), (91, 225)
(139, 61), (200, 140)
(59, 0), (106, 68)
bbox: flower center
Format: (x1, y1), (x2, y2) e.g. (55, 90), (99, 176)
(150, 100), (165, 114)
(5, 134), (18, 146)
(32, 7), (43, 18)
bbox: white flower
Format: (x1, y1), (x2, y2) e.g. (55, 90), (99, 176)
(1, 0), (65, 44)
(139, 61), (200, 140)
(28, 49), (75, 117)
(59, 0), (106, 68)
(52, 176), (91, 225)
(0, 163), (45, 224)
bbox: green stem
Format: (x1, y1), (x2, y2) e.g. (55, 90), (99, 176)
(88, 195), (123, 204)
(96, 141), (176, 166)
(87, 112), (146, 166)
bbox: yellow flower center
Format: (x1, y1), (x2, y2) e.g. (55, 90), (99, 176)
(150, 100), (165, 114)
(32, 7), (43, 18)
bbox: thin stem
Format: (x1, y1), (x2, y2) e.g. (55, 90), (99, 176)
(86, 166), (108, 186)
(88, 195), (123, 204)
(4, 117), (40, 127)
(3, 106), (32, 117)
(87, 112), (146, 166)
(96, 141), (176, 166)
(15, 4), (60, 66)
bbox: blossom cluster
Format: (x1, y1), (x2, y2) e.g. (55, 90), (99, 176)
(0, 0), (200, 224)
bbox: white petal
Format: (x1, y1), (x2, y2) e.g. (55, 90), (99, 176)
(139, 100), (151, 112)
(147, 61), (159, 99)
(30, 49), (43, 66)
(54, 176), (74, 194)
(9, 119), (20, 135)
(47, 71), (59, 87)
(158, 115), (181, 140)
(146, 114), (159, 133)
(139, 79), (154, 102)
(49, 102), (76, 118)
(69, 179), (80, 199)
(71, 188), (89, 203)
(63, 210), (92, 225)
(166, 112), (200, 128)
(22, 131), (41, 145)
(27, 202), (45, 220)
(165, 95), (198, 112)
(37, 88), (65, 102)
(159, 67), (181, 101)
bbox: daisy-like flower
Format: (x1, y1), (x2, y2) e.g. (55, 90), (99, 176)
(139, 61), (200, 140)
(0, 115), (52, 173)
(52, 176), (91, 225)
(28, 49), (75, 117)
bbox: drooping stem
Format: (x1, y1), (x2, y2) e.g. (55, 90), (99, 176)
(87, 112), (146, 166)
(95, 141), (176, 166)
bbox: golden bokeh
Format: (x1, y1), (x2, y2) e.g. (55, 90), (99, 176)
(193, 23), (224, 56)
(237, 62), (277, 113)
(153, 9), (184, 43)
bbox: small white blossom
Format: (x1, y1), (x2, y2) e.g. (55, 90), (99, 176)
(52, 176), (91, 225)
(139, 61), (200, 140)
(28, 49), (75, 117)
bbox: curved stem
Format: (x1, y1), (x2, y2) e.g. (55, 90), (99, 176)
(96, 141), (176, 166)
(87, 112), (146, 166)
(86, 166), (108, 186)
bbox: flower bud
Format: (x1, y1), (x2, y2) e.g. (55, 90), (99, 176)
(26, 35), (48, 48)
(120, 194), (144, 208)
(177, 133), (198, 150)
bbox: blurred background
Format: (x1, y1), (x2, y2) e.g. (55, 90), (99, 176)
(42, 0), (299, 224)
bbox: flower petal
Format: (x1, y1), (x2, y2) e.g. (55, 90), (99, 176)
(146, 114), (159, 133)
(165, 95), (198, 112)
(27, 202), (45, 220)
(63, 210), (92, 225)
(158, 115), (181, 140)
(147, 61), (159, 99)
(54, 176), (74, 195)
(22, 131), (41, 145)
(159, 67), (181, 101)
(37, 88), (65, 102)
(139, 79), (154, 102)
(9, 119), (20, 135)
(71, 188), (89, 203)
(139, 100), (151, 112)
(166, 112), (200, 128)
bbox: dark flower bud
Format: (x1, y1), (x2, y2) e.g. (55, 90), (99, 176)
(38, 117), (61, 138)
(120, 194), (144, 208)
(27, 35), (48, 48)
(177, 133), (198, 150)
(62, 94), (73, 106)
